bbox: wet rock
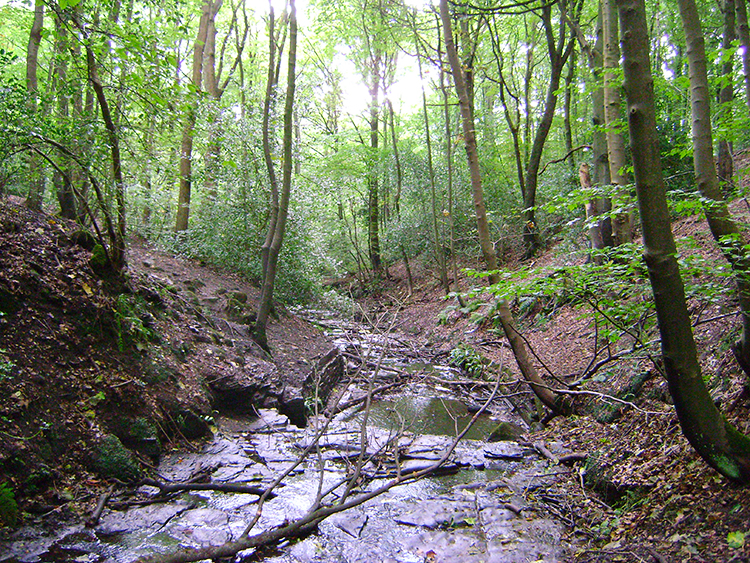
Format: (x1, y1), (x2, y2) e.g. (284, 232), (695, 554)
(395, 499), (475, 529)
(303, 347), (345, 407)
(165, 508), (231, 547)
(97, 502), (191, 536)
(205, 361), (281, 415)
(487, 421), (525, 442)
(483, 442), (527, 460)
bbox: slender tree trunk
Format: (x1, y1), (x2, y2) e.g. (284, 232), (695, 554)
(717, 0), (735, 194)
(254, 0), (297, 352)
(567, 0), (613, 252)
(603, 0), (633, 246)
(26, 0), (45, 211)
(416, 38), (448, 293)
(736, 0), (750, 111)
(441, 0), (570, 416)
(439, 0), (498, 279)
(522, 4), (575, 257)
(386, 100), (402, 218)
(52, 15), (77, 220)
(367, 52), (382, 278)
(563, 49), (577, 179)
(440, 51), (460, 291)
(677, 0), (750, 375)
(260, 4), (282, 280)
(84, 38), (126, 272)
(617, 0), (750, 483)
(202, 0), (223, 203)
(175, 0), (215, 232)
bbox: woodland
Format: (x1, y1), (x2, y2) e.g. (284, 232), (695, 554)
(2, 0), (750, 561)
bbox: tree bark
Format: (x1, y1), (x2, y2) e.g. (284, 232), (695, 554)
(175, 0), (218, 232)
(736, 0), (750, 112)
(441, 0), (570, 416)
(25, 0), (45, 212)
(254, 0), (297, 352)
(603, 0), (633, 246)
(617, 0), (750, 482)
(717, 0), (735, 194)
(439, 0), (498, 280)
(677, 0), (750, 375)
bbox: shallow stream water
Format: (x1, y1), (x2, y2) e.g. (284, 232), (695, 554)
(2, 313), (574, 563)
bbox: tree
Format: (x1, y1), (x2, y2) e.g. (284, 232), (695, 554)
(676, 0), (750, 376)
(440, 0), (571, 416)
(25, 0), (45, 212)
(602, 0), (632, 245)
(616, 0), (750, 482)
(175, 0), (223, 232)
(254, 0), (298, 351)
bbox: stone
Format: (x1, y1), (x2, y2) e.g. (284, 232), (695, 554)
(487, 421), (525, 442)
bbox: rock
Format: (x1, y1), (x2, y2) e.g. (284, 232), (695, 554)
(483, 442), (527, 460)
(205, 361), (282, 415)
(487, 421), (525, 442)
(175, 409), (212, 440)
(303, 347), (345, 407)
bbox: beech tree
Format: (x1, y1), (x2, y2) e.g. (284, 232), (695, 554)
(676, 0), (750, 376)
(617, 0), (750, 482)
(254, 0), (298, 351)
(175, 0), (222, 233)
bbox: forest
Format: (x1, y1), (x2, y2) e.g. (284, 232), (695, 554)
(1, 0), (750, 561)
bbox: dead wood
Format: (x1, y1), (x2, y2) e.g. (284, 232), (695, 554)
(138, 477), (274, 498)
(85, 484), (115, 528)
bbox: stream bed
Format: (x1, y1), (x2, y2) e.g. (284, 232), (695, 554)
(2, 313), (577, 563)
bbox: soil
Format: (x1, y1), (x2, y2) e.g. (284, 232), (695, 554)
(1, 195), (750, 562)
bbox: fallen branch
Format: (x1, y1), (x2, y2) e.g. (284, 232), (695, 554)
(85, 484), (115, 528)
(136, 352), (505, 563)
(138, 477), (274, 499)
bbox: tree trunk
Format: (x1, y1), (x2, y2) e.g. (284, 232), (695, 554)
(367, 52), (382, 278)
(567, 0), (613, 252)
(416, 37), (448, 293)
(563, 49), (577, 180)
(736, 0), (750, 112)
(175, 0), (216, 232)
(441, 0), (570, 416)
(522, 4), (575, 257)
(617, 0), (750, 482)
(717, 0), (735, 194)
(25, 0), (45, 212)
(254, 0), (297, 352)
(439, 0), (498, 279)
(603, 0), (633, 246)
(85, 36), (126, 272)
(52, 15), (77, 220)
(260, 4), (282, 280)
(677, 0), (750, 376)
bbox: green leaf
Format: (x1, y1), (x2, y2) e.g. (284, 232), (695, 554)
(727, 531), (745, 549)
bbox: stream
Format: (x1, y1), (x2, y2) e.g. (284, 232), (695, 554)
(2, 312), (576, 563)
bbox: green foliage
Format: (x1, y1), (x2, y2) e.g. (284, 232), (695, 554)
(449, 343), (485, 378)
(0, 482), (18, 528)
(94, 435), (142, 482)
(0, 348), (16, 381)
(113, 294), (158, 352)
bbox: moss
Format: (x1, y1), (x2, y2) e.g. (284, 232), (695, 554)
(90, 244), (109, 269)
(94, 435), (142, 482)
